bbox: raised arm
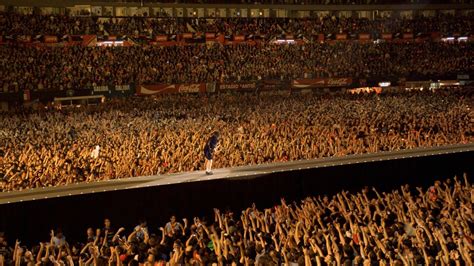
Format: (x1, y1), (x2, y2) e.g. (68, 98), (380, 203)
(93, 229), (101, 247)
(112, 228), (125, 243)
(12, 239), (20, 265)
(36, 242), (45, 264)
(159, 227), (166, 245)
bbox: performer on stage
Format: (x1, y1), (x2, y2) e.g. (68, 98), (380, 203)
(204, 131), (220, 175)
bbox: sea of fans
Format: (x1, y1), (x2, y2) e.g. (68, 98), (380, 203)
(0, 176), (471, 265)
(0, 6), (473, 266)
(1, 41), (472, 92)
(0, 90), (472, 192)
(1, 11), (473, 37)
(89, 0), (474, 4)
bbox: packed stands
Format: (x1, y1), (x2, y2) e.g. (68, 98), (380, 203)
(86, 0), (474, 4)
(1, 12), (473, 36)
(1, 90), (472, 192)
(0, 42), (472, 92)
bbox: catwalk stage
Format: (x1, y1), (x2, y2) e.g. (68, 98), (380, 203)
(1, 143), (473, 205)
(0, 143), (472, 244)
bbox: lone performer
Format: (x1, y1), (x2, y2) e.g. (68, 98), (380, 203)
(204, 131), (220, 175)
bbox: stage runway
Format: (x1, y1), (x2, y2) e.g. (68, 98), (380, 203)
(1, 143), (473, 205)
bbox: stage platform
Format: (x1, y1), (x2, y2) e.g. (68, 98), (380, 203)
(1, 143), (473, 205)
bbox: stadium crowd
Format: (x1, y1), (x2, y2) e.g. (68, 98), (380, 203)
(0, 90), (472, 192)
(0, 4), (473, 265)
(89, 0), (474, 4)
(1, 41), (472, 92)
(0, 176), (471, 265)
(1, 11), (473, 36)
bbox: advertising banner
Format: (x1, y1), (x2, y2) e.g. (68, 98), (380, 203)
(382, 33), (393, 40)
(182, 33), (193, 39)
(218, 82), (257, 92)
(92, 85), (109, 94)
(156, 35), (168, 42)
(403, 33), (414, 39)
(259, 80), (288, 91)
(359, 33), (370, 40)
(234, 35), (245, 41)
(91, 84), (135, 97)
(138, 84), (206, 95)
(292, 78), (353, 89)
(336, 34), (347, 40)
(44, 35), (58, 43)
(205, 33), (216, 39)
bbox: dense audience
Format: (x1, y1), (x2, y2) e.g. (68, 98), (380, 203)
(1, 12), (473, 37)
(187, 14), (474, 37)
(0, 176), (472, 264)
(1, 41), (472, 92)
(91, 0), (474, 4)
(0, 90), (472, 192)
(0, 7), (472, 266)
(89, 0), (474, 4)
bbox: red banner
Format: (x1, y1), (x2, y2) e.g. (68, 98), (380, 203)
(156, 35), (168, 42)
(234, 35), (245, 41)
(218, 82), (256, 91)
(205, 33), (216, 39)
(108, 35), (117, 41)
(382, 33), (393, 40)
(336, 34), (347, 40)
(403, 33), (414, 39)
(292, 78), (352, 88)
(44, 35), (58, 43)
(138, 84), (206, 95)
(359, 33), (370, 40)
(182, 33), (193, 39)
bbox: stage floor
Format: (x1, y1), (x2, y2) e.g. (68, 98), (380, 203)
(1, 143), (473, 205)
